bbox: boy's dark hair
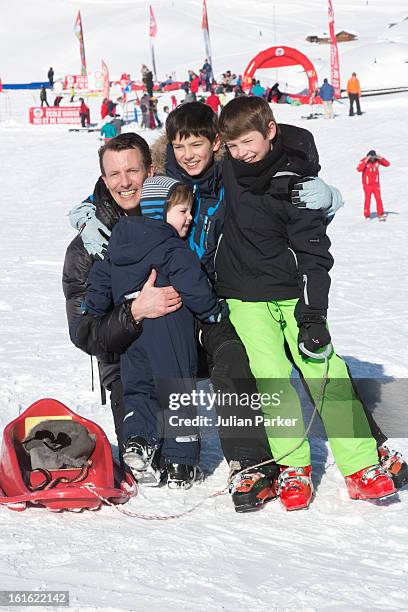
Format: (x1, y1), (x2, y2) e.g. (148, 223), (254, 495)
(219, 96), (276, 141)
(98, 132), (152, 175)
(166, 102), (218, 143)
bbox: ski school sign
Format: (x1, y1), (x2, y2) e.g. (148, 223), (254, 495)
(63, 72), (103, 93)
(29, 107), (81, 125)
(64, 75), (88, 90)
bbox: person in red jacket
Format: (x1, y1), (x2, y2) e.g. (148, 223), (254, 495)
(205, 90), (222, 114)
(79, 97), (91, 128)
(190, 74), (199, 98)
(100, 98), (109, 120)
(357, 150), (390, 220)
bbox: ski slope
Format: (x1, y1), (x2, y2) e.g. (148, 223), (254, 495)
(1, 1), (408, 610)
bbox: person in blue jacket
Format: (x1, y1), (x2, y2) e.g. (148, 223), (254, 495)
(85, 175), (227, 489)
(319, 78), (335, 119)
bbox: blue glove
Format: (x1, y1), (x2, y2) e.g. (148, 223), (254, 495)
(291, 177), (344, 220)
(326, 185), (344, 220)
(68, 201), (111, 260)
(205, 299), (230, 324)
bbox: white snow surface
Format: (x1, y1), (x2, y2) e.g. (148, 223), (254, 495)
(1, 1), (408, 611)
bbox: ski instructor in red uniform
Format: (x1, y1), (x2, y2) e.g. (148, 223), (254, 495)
(357, 150), (390, 221)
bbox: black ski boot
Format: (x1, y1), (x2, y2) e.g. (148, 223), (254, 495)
(229, 461), (278, 513)
(166, 463), (203, 490)
(123, 436), (165, 486)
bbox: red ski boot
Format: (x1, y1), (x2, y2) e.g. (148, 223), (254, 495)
(378, 445), (408, 489)
(345, 464), (396, 500)
(277, 465), (313, 511)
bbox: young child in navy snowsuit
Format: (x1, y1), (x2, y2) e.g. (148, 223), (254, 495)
(85, 176), (225, 489)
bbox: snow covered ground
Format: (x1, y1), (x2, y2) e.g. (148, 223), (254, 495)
(1, 1), (408, 610)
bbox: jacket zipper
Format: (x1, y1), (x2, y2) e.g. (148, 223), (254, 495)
(213, 233), (223, 279)
(302, 273), (310, 305)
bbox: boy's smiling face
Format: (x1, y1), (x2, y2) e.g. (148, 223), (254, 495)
(172, 133), (220, 177)
(225, 121), (276, 163)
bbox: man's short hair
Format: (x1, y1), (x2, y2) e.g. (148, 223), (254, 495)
(219, 97), (276, 142)
(166, 102), (218, 143)
(98, 132), (152, 175)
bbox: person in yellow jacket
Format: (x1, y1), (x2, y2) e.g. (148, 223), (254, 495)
(346, 72), (362, 116)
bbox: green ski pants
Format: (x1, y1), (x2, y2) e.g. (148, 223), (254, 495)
(227, 298), (379, 476)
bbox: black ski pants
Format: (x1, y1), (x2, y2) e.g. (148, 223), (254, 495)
(199, 319), (273, 466)
(348, 93), (362, 116)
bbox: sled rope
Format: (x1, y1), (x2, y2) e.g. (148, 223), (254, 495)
(81, 482), (227, 520)
(29, 460), (92, 492)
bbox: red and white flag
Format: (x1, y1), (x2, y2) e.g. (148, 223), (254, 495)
(149, 5), (158, 38)
(101, 60), (110, 100)
(74, 11), (87, 76)
(328, 0), (341, 98)
(202, 0), (213, 74)
(149, 6), (158, 80)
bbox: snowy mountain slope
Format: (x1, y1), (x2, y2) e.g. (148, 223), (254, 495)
(2, 0), (408, 88)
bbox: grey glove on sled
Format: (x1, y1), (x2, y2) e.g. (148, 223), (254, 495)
(69, 201), (111, 260)
(23, 420), (96, 470)
(291, 177), (344, 220)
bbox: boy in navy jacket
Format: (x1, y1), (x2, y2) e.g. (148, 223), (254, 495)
(86, 176), (225, 489)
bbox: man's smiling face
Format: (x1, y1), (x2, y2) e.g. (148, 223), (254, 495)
(101, 148), (152, 211)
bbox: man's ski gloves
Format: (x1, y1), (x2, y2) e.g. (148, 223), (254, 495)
(298, 314), (331, 355)
(69, 202), (111, 260)
(291, 177), (344, 220)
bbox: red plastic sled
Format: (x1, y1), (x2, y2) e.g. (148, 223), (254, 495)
(0, 398), (137, 512)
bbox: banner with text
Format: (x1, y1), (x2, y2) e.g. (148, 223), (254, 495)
(29, 107), (81, 125)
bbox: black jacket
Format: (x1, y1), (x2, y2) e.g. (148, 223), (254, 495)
(215, 125), (333, 319)
(62, 178), (142, 361)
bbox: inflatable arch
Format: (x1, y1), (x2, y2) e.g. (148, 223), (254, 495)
(242, 45), (318, 102)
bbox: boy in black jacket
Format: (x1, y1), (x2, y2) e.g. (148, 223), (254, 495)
(216, 96), (398, 510)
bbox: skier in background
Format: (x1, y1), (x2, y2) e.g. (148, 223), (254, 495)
(78, 97), (90, 128)
(357, 150), (390, 220)
(319, 78), (335, 119)
(40, 86), (49, 107)
(346, 72), (362, 116)
(47, 67), (54, 89)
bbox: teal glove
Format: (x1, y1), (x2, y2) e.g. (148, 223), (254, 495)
(68, 201), (111, 260)
(291, 177), (344, 220)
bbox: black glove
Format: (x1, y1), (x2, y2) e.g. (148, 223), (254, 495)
(298, 315), (331, 354)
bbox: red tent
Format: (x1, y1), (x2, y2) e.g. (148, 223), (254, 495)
(243, 45), (318, 104)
